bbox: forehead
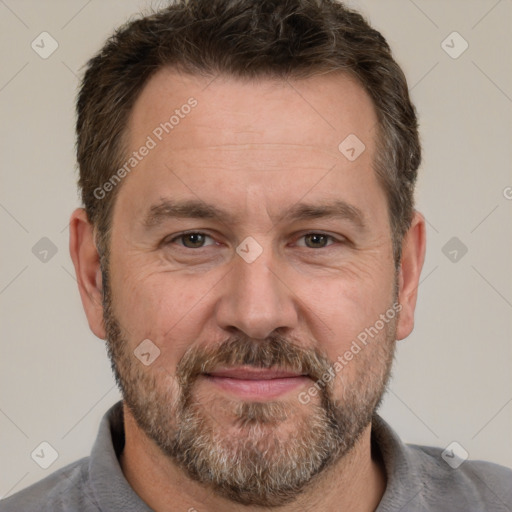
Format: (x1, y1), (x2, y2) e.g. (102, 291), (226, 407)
(128, 68), (377, 153)
(117, 68), (383, 226)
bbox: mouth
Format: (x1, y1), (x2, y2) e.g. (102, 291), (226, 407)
(202, 367), (311, 400)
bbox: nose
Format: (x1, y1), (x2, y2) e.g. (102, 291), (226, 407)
(214, 248), (299, 340)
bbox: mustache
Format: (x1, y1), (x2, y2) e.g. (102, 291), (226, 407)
(175, 333), (333, 388)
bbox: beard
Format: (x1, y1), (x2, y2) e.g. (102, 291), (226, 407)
(101, 266), (397, 507)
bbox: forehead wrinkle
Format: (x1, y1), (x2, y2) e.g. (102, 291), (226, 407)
(168, 143), (343, 161)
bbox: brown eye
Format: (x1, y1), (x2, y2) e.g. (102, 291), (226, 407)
(303, 233), (332, 248)
(179, 233), (209, 248)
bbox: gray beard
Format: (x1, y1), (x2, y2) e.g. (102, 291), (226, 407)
(102, 270), (396, 507)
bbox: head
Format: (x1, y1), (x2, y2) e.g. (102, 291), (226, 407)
(70, 0), (425, 507)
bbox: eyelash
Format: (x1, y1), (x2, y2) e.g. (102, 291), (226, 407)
(166, 231), (342, 249)
(167, 232), (217, 248)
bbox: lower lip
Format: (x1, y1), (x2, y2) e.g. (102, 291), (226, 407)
(203, 375), (310, 400)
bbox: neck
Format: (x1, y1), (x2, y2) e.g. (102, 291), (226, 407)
(120, 405), (386, 512)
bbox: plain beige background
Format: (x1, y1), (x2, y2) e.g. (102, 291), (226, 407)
(1, 0), (511, 498)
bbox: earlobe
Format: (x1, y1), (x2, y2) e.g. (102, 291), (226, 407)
(69, 208), (106, 339)
(396, 211), (426, 341)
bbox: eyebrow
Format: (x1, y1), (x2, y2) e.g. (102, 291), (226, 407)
(278, 200), (367, 230)
(142, 199), (231, 228)
(142, 198), (366, 230)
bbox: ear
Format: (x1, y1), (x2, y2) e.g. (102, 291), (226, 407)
(69, 208), (106, 339)
(396, 211), (426, 340)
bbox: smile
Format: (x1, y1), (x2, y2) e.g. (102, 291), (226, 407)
(203, 367), (310, 400)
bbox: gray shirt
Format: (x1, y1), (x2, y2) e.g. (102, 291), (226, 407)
(1, 401), (511, 511)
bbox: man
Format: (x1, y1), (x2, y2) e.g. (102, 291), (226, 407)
(1, 0), (511, 511)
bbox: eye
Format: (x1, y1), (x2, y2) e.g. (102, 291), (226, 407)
(169, 232), (216, 248)
(296, 233), (337, 249)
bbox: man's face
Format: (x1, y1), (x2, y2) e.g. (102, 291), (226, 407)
(102, 70), (399, 506)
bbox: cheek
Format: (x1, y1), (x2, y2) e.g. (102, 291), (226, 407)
(297, 266), (393, 324)
(292, 270), (396, 370)
(109, 260), (222, 357)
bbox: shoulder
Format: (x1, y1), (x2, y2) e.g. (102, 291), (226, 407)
(408, 443), (512, 510)
(0, 457), (98, 512)
(372, 415), (512, 511)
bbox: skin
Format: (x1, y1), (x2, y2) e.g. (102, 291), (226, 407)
(69, 69), (426, 512)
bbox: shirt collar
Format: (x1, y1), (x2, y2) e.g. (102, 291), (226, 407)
(372, 414), (425, 511)
(88, 401), (153, 512)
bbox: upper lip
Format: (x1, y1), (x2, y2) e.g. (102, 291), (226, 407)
(205, 367), (306, 380)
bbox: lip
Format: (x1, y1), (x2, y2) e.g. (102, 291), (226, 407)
(207, 367), (306, 380)
(203, 367), (310, 400)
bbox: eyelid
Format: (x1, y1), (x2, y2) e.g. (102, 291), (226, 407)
(292, 231), (346, 247)
(166, 230), (217, 247)
(163, 230), (347, 249)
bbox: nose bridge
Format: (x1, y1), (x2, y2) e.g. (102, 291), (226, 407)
(239, 251), (279, 304)
(215, 242), (298, 339)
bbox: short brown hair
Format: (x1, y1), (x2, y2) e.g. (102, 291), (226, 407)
(76, 0), (420, 262)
